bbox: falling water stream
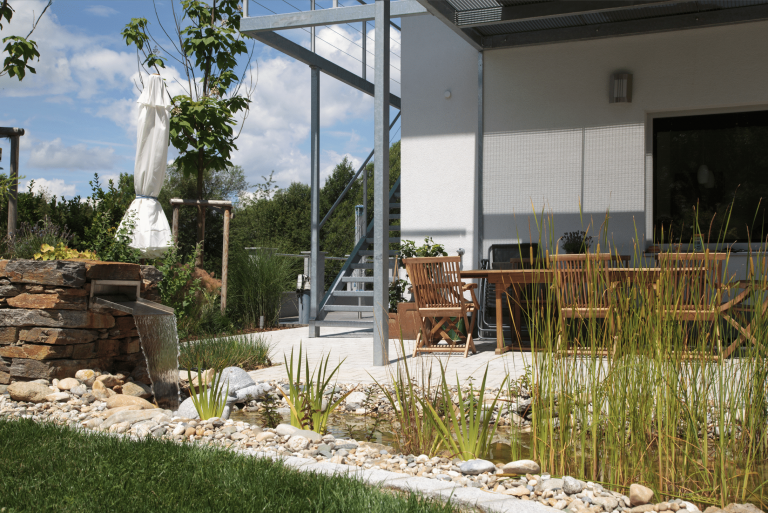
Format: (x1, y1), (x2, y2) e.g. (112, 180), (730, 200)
(134, 314), (181, 410)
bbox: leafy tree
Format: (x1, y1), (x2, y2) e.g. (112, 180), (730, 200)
(1, 0), (51, 81)
(121, 0), (255, 268)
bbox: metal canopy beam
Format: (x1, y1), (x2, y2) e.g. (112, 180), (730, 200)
(456, 0), (683, 28)
(484, 3), (768, 49)
(244, 31), (401, 110)
(414, 0), (483, 51)
(239, 0), (426, 33)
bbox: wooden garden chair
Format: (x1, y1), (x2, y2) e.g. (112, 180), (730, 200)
(403, 256), (479, 358)
(549, 253), (620, 352)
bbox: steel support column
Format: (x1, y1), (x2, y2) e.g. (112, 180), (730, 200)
(372, 0), (390, 366)
(7, 133), (20, 237)
(474, 52), (484, 269)
(309, 65), (321, 338)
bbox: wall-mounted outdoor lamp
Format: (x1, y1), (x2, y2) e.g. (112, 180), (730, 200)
(609, 73), (633, 103)
(698, 165), (715, 189)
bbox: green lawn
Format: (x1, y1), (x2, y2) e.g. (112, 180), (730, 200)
(0, 419), (456, 513)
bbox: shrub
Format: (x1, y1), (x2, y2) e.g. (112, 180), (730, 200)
(560, 230), (593, 254)
(85, 210), (141, 263)
(227, 248), (295, 328)
(3, 216), (72, 259)
(158, 244), (201, 322)
(34, 242), (98, 261)
(179, 334), (272, 371)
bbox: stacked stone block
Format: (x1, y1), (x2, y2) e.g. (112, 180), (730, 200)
(0, 260), (163, 384)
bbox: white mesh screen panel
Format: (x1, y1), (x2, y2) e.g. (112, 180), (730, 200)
(582, 124), (645, 213)
(483, 128), (583, 215)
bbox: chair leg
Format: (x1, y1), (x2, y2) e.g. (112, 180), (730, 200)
(466, 312), (477, 356)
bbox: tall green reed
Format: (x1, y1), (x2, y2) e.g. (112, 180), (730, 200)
(518, 206), (768, 508)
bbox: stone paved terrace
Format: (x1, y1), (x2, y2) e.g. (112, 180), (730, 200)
(247, 327), (532, 387)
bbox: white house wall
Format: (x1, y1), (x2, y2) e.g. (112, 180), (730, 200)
(400, 14), (480, 268)
(402, 15), (768, 264)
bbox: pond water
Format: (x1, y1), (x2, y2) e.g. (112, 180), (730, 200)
(231, 409), (531, 464)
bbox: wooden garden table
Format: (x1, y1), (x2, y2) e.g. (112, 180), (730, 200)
(460, 268), (661, 354)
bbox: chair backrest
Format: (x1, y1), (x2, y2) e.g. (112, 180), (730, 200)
(656, 251), (725, 309)
(549, 253), (614, 309)
(403, 256), (464, 311)
(489, 243), (539, 269)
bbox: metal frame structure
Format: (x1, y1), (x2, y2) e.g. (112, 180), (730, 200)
(239, 0), (768, 366)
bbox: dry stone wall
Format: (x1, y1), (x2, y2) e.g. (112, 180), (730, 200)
(0, 260), (163, 384)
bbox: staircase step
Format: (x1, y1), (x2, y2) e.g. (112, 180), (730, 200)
(332, 290), (374, 297)
(323, 305), (373, 312)
(365, 238), (400, 244)
(389, 225), (400, 231)
(350, 263), (373, 270)
(389, 214), (400, 220)
(341, 276), (374, 282)
(359, 250), (399, 257)
(390, 203), (401, 208)
(310, 320), (374, 329)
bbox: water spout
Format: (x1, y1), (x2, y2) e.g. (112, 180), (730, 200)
(92, 295), (180, 410)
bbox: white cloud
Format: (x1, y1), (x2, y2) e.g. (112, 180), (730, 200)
(0, 1), (135, 100)
(231, 54), (371, 187)
(28, 138), (118, 170)
(85, 5), (119, 17)
(20, 178), (76, 199)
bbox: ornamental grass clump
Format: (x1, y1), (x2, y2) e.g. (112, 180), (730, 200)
(180, 334), (272, 371)
(187, 364), (229, 421)
(424, 364), (507, 460)
(372, 339), (444, 457)
(518, 206), (768, 508)
(279, 343), (354, 434)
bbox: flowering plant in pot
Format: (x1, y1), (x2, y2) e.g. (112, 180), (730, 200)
(561, 231), (593, 254)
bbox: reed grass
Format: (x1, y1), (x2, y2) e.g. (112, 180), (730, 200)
(515, 208), (768, 508)
(179, 334), (272, 371)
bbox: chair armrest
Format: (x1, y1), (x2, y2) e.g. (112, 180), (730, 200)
(462, 283), (478, 291)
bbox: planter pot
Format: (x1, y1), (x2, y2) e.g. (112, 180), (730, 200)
(387, 303), (421, 340)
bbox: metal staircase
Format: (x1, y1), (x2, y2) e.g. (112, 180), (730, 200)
(311, 177), (401, 330)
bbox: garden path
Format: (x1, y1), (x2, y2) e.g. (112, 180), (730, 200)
(247, 328), (532, 388)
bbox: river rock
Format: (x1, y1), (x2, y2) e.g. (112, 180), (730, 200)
(92, 380), (114, 400)
(286, 435), (310, 452)
(593, 497), (619, 511)
(234, 383), (270, 402)
(345, 391), (367, 409)
(57, 377), (80, 390)
(538, 478), (563, 492)
(503, 459), (540, 474)
(106, 395), (155, 409)
(723, 505), (763, 513)
(292, 429), (322, 442)
(75, 369), (96, 385)
(6, 260), (86, 287)
(70, 384), (87, 396)
(275, 423), (300, 437)
(562, 476), (583, 494)
(95, 374), (123, 388)
(44, 392), (70, 402)
(219, 367), (256, 393)
(102, 409), (168, 430)
(629, 483), (654, 506)
(7, 381), (52, 403)
(177, 397), (200, 420)
(256, 431), (275, 442)
(505, 486), (531, 497)
(122, 381), (152, 399)
(460, 459), (496, 475)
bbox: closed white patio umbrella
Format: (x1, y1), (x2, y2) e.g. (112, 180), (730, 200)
(119, 74), (173, 258)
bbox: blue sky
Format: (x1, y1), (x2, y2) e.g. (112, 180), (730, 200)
(0, 0), (402, 201)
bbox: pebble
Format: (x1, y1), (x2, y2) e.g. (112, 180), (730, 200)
(0, 375), (755, 513)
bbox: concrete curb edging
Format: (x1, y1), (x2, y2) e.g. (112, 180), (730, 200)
(247, 450), (556, 513)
